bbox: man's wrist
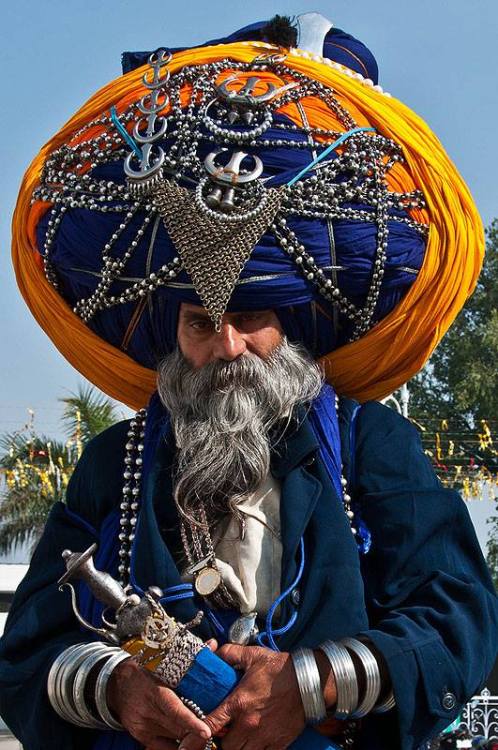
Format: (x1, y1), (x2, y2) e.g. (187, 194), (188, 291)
(47, 642), (129, 729)
(107, 654), (139, 715)
(313, 649), (337, 708)
(290, 648), (327, 724)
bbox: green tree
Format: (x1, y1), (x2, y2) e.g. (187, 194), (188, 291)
(0, 385), (119, 554)
(410, 220), (498, 427)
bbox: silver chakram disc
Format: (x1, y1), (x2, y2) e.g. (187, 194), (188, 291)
(195, 566), (222, 596)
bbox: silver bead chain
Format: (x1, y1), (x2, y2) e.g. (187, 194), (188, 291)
(180, 698), (214, 750)
(36, 54), (427, 338)
(118, 408), (146, 588)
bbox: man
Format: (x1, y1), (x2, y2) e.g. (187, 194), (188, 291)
(1, 12), (497, 750)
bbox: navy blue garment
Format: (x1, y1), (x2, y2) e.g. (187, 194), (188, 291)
(121, 20), (379, 83)
(1, 401), (497, 750)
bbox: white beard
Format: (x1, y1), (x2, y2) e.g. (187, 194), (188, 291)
(156, 338), (323, 528)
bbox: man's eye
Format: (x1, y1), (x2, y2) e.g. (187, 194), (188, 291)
(190, 320), (211, 331)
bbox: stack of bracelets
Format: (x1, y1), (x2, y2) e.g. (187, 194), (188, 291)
(48, 636), (395, 731)
(47, 642), (129, 730)
(291, 637), (395, 724)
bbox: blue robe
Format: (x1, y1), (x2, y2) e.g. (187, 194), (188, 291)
(1, 399), (497, 750)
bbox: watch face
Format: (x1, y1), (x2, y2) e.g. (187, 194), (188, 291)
(195, 566), (222, 596)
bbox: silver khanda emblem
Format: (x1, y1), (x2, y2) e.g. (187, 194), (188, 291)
(124, 49), (171, 192)
(215, 75), (297, 125)
(204, 148), (263, 213)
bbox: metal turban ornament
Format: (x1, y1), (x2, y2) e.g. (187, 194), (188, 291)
(12, 13), (484, 407)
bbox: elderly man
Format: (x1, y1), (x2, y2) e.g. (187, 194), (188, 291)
(1, 12), (497, 750)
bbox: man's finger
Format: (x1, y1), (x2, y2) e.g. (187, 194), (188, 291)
(144, 739), (177, 750)
(178, 731), (212, 750)
(206, 638), (218, 652)
(216, 643), (254, 669)
(205, 698), (234, 734)
(153, 687), (211, 740)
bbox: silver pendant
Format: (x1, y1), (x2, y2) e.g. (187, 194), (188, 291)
(194, 565), (222, 596)
(228, 612), (259, 645)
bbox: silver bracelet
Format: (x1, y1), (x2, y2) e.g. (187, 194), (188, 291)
(319, 640), (358, 719)
(291, 648), (327, 724)
(48, 642), (115, 728)
(181, 698), (214, 750)
(373, 688), (396, 714)
(94, 649), (131, 730)
(72, 649), (113, 729)
(48, 645), (92, 726)
(340, 637), (381, 717)
(49, 643), (108, 727)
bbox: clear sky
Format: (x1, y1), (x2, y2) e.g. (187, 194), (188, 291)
(0, 0), (497, 556)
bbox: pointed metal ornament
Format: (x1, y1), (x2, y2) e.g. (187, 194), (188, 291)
(153, 180), (282, 330)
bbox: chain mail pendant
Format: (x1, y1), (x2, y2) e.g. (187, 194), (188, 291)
(153, 180), (283, 330)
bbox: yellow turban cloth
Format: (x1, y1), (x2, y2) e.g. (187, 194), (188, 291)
(12, 42), (483, 408)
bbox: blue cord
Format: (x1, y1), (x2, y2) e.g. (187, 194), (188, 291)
(206, 609), (226, 635)
(266, 610), (299, 637)
(129, 581), (195, 603)
(110, 106), (142, 158)
(257, 536), (306, 651)
(161, 583), (194, 592)
(287, 126), (376, 187)
(160, 582), (195, 604)
(160, 591), (195, 604)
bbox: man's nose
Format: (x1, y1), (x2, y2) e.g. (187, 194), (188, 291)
(212, 322), (247, 361)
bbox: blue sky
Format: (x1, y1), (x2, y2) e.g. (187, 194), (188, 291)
(0, 1), (496, 554)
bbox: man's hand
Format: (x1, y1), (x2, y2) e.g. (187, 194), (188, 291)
(205, 644), (306, 750)
(107, 657), (211, 750)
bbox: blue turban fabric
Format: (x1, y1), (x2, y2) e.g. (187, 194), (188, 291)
(36, 109), (425, 367)
(122, 20), (379, 84)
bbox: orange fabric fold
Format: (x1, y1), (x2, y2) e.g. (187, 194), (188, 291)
(12, 42), (484, 408)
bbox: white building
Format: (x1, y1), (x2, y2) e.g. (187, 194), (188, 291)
(0, 564), (28, 746)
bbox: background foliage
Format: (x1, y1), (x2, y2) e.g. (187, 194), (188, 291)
(0, 386), (118, 554)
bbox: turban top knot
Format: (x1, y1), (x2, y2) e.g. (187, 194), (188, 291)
(12, 15), (483, 408)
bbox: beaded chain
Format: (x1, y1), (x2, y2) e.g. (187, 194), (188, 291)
(35, 50), (427, 342)
(118, 408), (146, 588)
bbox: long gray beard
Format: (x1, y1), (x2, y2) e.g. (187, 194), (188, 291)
(156, 338), (323, 528)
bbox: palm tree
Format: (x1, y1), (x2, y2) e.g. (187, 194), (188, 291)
(0, 385), (119, 554)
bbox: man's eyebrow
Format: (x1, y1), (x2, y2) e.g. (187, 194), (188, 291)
(181, 310), (212, 322)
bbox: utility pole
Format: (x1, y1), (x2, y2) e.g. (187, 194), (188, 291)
(400, 383), (410, 418)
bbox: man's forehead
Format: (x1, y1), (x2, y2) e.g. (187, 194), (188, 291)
(179, 303), (273, 318)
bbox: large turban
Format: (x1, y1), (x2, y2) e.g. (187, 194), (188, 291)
(12, 15), (483, 408)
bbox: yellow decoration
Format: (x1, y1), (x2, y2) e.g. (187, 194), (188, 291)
(121, 636), (163, 672)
